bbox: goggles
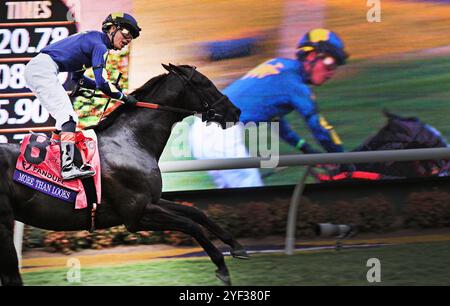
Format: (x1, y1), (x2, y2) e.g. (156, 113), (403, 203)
(321, 56), (337, 71)
(120, 28), (133, 40)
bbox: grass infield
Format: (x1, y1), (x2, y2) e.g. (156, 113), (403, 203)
(23, 241), (450, 286)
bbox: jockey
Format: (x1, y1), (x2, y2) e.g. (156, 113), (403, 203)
(230, 28), (348, 154)
(24, 12), (141, 181)
(190, 28), (349, 188)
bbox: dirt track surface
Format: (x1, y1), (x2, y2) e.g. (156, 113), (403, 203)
(21, 228), (450, 273)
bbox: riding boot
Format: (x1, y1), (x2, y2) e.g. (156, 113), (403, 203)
(60, 132), (95, 181)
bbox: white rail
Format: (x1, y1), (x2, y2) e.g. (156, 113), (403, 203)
(159, 148), (450, 172)
(13, 222), (24, 269)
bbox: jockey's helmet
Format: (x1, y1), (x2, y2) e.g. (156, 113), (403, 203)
(102, 12), (141, 39)
(296, 28), (348, 65)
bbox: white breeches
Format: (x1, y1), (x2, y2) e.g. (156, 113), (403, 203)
(24, 53), (78, 130)
(189, 117), (263, 188)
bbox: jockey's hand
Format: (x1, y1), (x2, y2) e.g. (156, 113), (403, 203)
(315, 163), (355, 177)
(338, 163), (356, 173)
(299, 142), (321, 154)
(122, 94), (138, 105)
(70, 79), (82, 97)
(316, 163), (339, 176)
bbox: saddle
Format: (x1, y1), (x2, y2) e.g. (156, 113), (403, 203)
(13, 130), (101, 211)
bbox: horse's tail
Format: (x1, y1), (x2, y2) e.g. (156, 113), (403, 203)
(0, 143), (21, 195)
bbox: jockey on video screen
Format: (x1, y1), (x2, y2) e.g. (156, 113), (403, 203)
(190, 28), (350, 188)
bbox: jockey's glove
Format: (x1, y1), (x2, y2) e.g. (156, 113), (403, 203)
(338, 163), (356, 173)
(122, 94), (138, 105)
(69, 79), (82, 97)
(299, 142), (321, 154)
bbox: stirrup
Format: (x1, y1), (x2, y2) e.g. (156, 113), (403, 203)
(80, 163), (96, 176)
(62, 165), (95, 181)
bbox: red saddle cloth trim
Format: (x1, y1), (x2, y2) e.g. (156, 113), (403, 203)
(15, 131), (101, 209)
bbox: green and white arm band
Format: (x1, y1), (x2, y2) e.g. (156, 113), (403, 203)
(295, 139), (306, 150)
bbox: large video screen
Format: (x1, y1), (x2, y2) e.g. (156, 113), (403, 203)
(147, 0), (450, 191)
(1, 0), (449, 192)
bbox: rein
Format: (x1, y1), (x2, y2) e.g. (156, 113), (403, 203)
(72, 89), (198, 117)
(71, 65), (223, 120)
(135, 101), (197, 116)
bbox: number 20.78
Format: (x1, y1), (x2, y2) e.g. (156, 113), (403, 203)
(0, 27), (69, 55)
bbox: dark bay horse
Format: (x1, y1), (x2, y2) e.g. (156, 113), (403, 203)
(0, 64), (246, 286)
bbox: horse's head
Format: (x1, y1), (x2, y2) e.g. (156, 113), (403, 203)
(162, 63), (241, 128)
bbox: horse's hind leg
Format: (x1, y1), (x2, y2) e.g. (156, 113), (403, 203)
(0, 195), (22, 286)
(138, 203), (232, 285)
(157, 199), (249, 259)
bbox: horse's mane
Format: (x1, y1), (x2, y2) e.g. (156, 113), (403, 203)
(88, 73), (168, 132)
(130, 73), (168, 99)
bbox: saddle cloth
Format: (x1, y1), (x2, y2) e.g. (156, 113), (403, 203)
(13, 130), (101, 209)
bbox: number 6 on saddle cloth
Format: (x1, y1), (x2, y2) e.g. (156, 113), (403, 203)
(13, 130), (102, 211)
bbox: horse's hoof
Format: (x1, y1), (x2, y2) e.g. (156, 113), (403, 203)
(0, 275), (23, 286)
(231, 248), (250, 260)
(215, 269), (232, 286)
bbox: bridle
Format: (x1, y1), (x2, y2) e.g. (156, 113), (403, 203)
(165, 66), (225, 121)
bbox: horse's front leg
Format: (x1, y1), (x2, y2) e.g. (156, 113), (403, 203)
(0, 195), (23, 286)
(137, 202), (232, 286)
(156, 199), (249, 259)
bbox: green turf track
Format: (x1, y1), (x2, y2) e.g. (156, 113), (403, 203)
(22, 241), (450, 286)
(161, 56), (450, 191)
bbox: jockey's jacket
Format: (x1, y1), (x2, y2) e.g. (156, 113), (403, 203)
(223, 58), (344, 153)
(41, 31), (123, 100)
